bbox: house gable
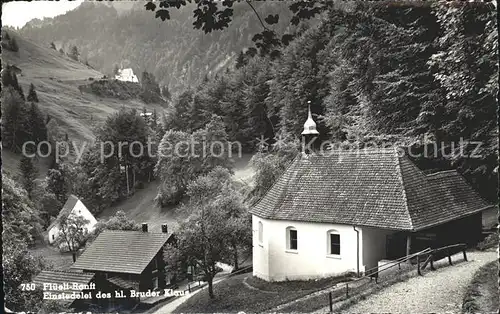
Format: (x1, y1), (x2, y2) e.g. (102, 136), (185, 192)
(48, 195), (97, 243)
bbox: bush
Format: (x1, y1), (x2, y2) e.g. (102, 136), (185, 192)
(9, 37), (19, 51)
(78, 80), (143, 100)
(462, 261), (498, 313)
(477, 233), (498, 251)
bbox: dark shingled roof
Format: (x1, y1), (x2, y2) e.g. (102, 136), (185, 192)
(251, 149), (493, 231)
(32, 270), (94, 289)
(107, 277), (140, 290)
(30, 270), (94, 306)
(48, 194), (80, 231)
(71, 230), (171, 274)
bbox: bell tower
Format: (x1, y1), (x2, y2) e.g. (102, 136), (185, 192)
(301, 101), (319, 154)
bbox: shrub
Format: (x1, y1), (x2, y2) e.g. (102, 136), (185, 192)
(477, 233), (498, 251)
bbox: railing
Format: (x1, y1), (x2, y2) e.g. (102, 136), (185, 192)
(183, 280), (204, 294)
(418, 243), (467, 273)
(325, 243), (468, 312)
(185, 265), (253, 293)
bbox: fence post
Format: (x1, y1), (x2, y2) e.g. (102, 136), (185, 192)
(447, 249), (453, 265)
(398, 262), (401, 270)
(329, 292), (333, 312)
(430, 254), (435, 271)
(346, 283), (349, 298)
(417, 255), (422, 276)
(188, 283), (191, 293)
(462, 248), (468, 261)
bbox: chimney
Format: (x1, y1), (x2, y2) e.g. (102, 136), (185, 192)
(161, 224), (168, 234)
(142, 223), (148, 232)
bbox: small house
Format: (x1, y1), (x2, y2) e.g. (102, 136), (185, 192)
(48, 195), (97, 245)
(115, 68), (139, 83)
(70, 223), (175, 305)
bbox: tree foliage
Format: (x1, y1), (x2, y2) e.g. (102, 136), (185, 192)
(69, 45), (80, 61)
(55, 214), (91, 253)
(46, 163), (75, 204)
(3, 238), (45, 311)
(140, 71), (163, 103)
(2, 172), (44, 246)
(2, 64), (25, 100)
(19, 156), (39, 198)
(70, 109), (157, 213)
(86, 210), (141, 245)
(155, 115), (233, 206)
(2, 31), (20, 52)
(161, 2), (497, 200)
(164, 167), (250, 298)
(1, 87), (30, 152)
(27, 83), (39, 102)
(2, 68), (48, 153)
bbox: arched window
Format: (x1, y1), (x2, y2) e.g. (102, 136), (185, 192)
(258, 221), (263, 244)
(286, 226), (298, 250)
(327, 230), (341, 255)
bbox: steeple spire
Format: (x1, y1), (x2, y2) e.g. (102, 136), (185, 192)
(301, 101), (319, 135)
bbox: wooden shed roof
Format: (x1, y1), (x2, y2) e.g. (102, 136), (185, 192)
(71, 230), (171, 274)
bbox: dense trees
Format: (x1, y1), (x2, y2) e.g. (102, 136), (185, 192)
(2, 30), (20, 52)
(69, 45), (80, 61)
(140, 71), (163, 103)
(2, 65), (25, 100)
(162, 1), (497, 201)
(2, 87), (30, 152)
(27, 83), (39, 102)
(164, 167), (250, 298)
(19, 156), (39, 198)
(55, 214), (90, 260)
(2, 64), (48, 154)
(419, 2), (498, 200)
(98, 108), (156, 194)
(155, 115), (233, 206)
(2, 173), (44, 246)
(3, 238), (45, 311)
(2, 173), (46, 311)
(161, 85), (172, 101)
(46, 163), (75, 204)
(64, 109), (160, 213)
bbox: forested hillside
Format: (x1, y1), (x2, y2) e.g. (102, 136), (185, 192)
(161, 1), (498, 202)
(15, 1), (293, 95)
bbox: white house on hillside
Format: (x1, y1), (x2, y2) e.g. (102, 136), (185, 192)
(48, 195), (98, 245)
(250, 107), (494, 282)
(115, 68), (139, 83)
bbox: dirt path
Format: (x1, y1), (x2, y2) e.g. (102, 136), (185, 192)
(345, 250), (497, 313)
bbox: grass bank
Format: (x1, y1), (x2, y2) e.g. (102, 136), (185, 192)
(173, 273), (352, 313)
(462, 260), (499, 313)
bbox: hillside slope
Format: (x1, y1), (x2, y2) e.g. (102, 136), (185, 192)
(1, 32), (166, 172)
(15, 1), (293, 94)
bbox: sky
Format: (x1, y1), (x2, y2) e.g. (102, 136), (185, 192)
(2, 0), (84, 29)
